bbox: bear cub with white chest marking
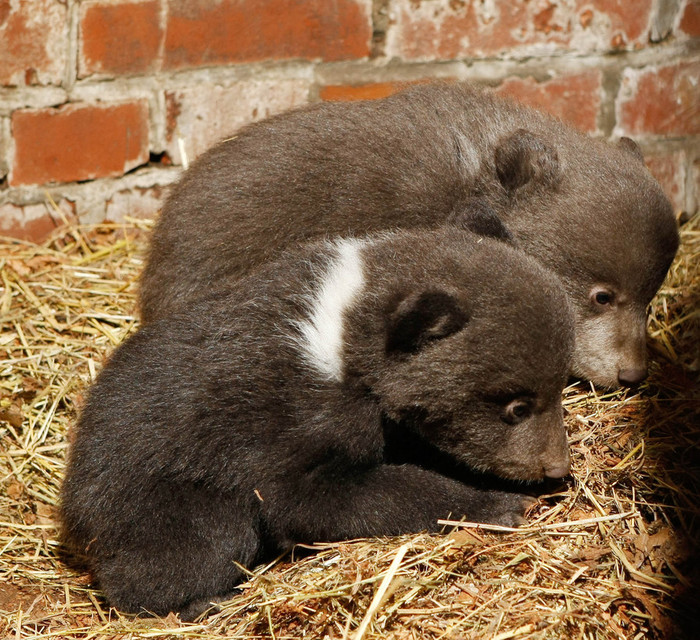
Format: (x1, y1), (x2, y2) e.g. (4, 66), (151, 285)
(61, 228), (574, 619)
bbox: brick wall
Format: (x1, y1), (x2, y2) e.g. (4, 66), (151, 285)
(1, 0), (698, 240)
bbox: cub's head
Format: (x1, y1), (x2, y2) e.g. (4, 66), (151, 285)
(492, 130), (679, 389)
(350, 234), (575, 482)
(561, 146), (678, 389)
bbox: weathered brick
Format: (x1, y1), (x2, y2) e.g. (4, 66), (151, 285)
(79, 0), (162, 77)
(645, 151), (688, 215)
(320, 81), (405, 102)
(386, 0), (653, 60)
(616, 61), (700, 137)
(11, 101), (150, 186)
(105, 185), (165, 222)
(164, 79), (310, 163)
(0, 0), (68, 86)
(0, 200), (75, 242)
(163, 0), (371, 70)
(679, 0), (700, 37)
(494, 71), (602, 133)
(589, 0), (654, 45)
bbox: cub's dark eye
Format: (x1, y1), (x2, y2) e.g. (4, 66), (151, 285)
(503, 399), (532, 425)
(590, 287), (615, 308)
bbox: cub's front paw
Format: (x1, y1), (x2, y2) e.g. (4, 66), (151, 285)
(487, 492), (537, 527)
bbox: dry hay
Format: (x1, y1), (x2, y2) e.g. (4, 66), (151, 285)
(0, 213), (698, 640)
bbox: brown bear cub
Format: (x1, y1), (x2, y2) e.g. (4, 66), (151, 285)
(139, 82), (679, 389)
(61, 228), (574, 618)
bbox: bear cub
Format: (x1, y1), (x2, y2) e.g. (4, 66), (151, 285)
(61, 228), (574, 618)
(139, 81), (679, 389)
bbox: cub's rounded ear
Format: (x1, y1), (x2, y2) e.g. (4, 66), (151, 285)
(386, 290), (468, 356)
(446, 198), (515, 243)
(495, 129), (561, 192)
(617, 136), (645, 164)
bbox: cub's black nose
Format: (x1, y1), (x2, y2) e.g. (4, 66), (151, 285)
(618, 368), (648, 386)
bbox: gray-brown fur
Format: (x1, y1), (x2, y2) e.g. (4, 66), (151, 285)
(61, 228), (574, 618)
(139, 82), (679, 388)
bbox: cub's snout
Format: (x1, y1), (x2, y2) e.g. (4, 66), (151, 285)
(506, 407), (570, 482)
(573, 301), (651, 389)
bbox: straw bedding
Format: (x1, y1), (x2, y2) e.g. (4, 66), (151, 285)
(0, 213), (698, 639)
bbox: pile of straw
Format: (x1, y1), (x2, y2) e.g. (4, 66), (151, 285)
(1, 214), (697, 639)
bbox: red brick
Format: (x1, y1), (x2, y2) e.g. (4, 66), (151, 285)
(165, 80), (310, 162)
(679, 0), (700, 37)
(616, 62), (700, 137)
(320, 79), (439, 102)
(0, 201), (75, 242)
(589, 0), (652, 45)
(163, 0), (371, 70)
(386, 0), (653, 60)
(79, 1), (162, 77)
(645, 151), (688, 215)
(495, 71), (602, 133)
(10, 102), (150, 186)
(0, 0), (68, 86)
(320, 82), (404, 102)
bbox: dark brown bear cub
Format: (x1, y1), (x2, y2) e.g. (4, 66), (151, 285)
(139, 81), (678, 389)
(61, 228), (574, 618)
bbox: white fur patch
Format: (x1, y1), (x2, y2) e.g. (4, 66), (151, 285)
(297, 238), (366, 382)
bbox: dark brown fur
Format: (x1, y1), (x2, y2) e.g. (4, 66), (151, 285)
(61, 229), (574, 618)
(139, 82), (679, 388)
